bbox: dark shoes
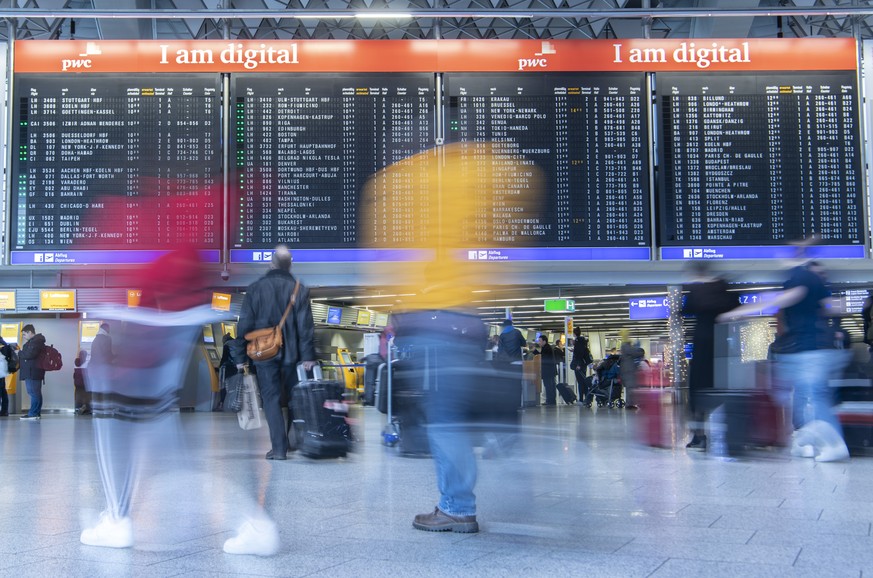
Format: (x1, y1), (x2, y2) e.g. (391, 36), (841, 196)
(265, 450), (287, 461)
(413, 507), (479, 533)
(686, 434), (707, 450)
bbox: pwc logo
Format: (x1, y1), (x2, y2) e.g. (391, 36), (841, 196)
(61, 42), (102, 71)
(517, 40), (556, 71)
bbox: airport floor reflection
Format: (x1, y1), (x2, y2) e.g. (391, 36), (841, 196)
(2, 403), (873, 577)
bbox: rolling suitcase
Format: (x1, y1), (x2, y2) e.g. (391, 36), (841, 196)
(291, 365), (352, 459)
(556, 382), (577, 405)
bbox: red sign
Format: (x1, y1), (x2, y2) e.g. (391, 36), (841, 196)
(14, 38), (857, 74)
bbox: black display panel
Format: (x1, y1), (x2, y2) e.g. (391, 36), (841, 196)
(444, 72), (650, 250)
(657, 71), (864, 247)
(10, 75), (222, 264)
(230, 74), (435, 261)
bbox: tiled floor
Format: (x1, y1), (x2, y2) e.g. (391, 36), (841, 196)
(1, 401), (872, 577)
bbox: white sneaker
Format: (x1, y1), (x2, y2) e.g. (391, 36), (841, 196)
(80, 512), (133, 548)
(19, 415), (40, 421)
(223, 518), (280, 556)
(790, 443), (816, 458)
(815, 444), (850, 463)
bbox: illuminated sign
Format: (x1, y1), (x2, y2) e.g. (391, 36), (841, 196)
(80, 321), (101, 343)
(544, 299), (575, 313)
(212, 292), (232, 312)
(40, 289), (75, 311)
(0, 291), (16, 311)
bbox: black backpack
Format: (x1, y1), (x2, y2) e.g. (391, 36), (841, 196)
(37, 344), (63, 372)
(5, 348), (19, 374)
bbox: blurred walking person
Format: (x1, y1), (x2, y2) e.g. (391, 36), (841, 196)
(682, 261), (738, 449)
(80, 247), (281, 555)
(720, 258), (849, 461)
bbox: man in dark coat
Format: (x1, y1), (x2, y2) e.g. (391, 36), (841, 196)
(535, 335), (557, 405)
(19, 324), (46, 420)
(231, 245), (317, 460)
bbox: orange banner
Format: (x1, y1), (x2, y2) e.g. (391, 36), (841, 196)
(14, 38), (857, 74)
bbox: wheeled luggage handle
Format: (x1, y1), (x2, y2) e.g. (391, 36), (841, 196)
(297, 362), (323, 381)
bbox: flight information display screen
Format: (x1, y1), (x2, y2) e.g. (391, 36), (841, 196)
(229, 73), (435, 263)
(444, 72), (650, 261)
(10, 74), (222, 264)
(657, 71), (865, 259)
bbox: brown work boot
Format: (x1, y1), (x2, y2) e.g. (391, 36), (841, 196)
(413, 507), (479, 533)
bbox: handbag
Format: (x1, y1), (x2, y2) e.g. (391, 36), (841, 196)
(224, 372), (245, 413)
(237, 367), (264, 430)
(245, 281), (300, 362)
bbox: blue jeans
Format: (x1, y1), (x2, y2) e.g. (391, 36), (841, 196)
(427, 422), (477, 517)
(395, 310), (486, 518)
(777, 349), (843, 434)
(25, 379), (42, 417)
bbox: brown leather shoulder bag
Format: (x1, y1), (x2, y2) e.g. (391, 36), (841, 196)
(245, 281), (300, 361)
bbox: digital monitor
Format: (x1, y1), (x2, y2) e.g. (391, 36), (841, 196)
(10, 74), (222, 265)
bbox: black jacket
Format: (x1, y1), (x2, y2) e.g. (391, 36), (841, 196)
(495, 327), (525, 364)
(232, 269), (316, 367)
(570, 336), (593, 370)
(19, 333), (46, 381)
(536, 343), (556, 378)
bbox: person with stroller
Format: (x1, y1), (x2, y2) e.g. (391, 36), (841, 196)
(583, 352), (621, 407)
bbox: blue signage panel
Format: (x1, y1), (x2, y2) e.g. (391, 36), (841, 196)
(327, 307), (342, 325)
(463, 247), (651, 262)
(737, 292), (780, 316)
(661, 245), (866, 260)
(10, 250), (221, 265)
(229, 248), (430, 263)
(629, 297), (671, 320)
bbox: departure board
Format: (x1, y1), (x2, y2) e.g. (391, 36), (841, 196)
(444, 72), (650, 258)
(658, 72), (864, 254)
(230, 74), (435, 262)
(10, 75), (222, 264)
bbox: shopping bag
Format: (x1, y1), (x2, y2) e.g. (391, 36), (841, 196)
(238, 369), (264, 430)
(224, 373), (245, 413)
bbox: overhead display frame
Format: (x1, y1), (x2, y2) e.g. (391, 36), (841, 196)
(444, 71), (650, 261)
(9, 73), (222, 265)
(9, 37), (866, 265)
(229, 73), (436, 264)
(651, 39), (865, 260)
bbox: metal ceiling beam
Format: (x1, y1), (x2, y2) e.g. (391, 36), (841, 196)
(1, 6), (873, 19)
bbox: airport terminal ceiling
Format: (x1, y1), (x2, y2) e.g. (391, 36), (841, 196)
(4, 1), (873, 42)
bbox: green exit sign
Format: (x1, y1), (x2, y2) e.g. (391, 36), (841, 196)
(544, 299), (575, 313)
